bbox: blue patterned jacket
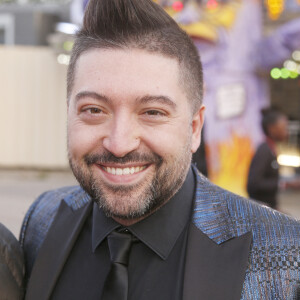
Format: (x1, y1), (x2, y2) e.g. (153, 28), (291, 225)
(20, 169), (300, 299)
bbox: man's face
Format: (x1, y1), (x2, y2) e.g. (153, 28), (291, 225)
(67, 48), (204, 224)
(272, 117), (288, 142)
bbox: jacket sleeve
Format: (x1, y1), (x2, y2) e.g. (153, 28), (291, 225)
(19, 186), (83, 282)
(19, 191), (63, 281)
(0, 223), (25, 300)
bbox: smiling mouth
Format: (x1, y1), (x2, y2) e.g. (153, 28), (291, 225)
(99, 165), (148, 175)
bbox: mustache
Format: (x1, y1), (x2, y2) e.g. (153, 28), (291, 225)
(84, 150), (163, 166)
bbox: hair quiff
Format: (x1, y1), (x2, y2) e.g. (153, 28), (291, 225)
(67, 0), (203, 112)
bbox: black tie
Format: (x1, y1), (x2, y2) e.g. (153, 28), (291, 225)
(101, 230), (133, 300)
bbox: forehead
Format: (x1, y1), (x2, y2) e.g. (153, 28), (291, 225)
(71, 48), (185, 104)
(275, 117), (288, 127)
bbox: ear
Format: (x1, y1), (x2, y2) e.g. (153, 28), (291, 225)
(191, 105), (205, 153)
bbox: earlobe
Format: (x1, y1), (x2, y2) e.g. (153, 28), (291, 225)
(191, 105), (205, 153)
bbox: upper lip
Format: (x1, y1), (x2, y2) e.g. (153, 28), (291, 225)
(96, 163), (150, 168)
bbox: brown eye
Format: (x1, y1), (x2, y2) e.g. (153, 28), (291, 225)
(145, 110), (164, 116)
(89, 107), (102, 114)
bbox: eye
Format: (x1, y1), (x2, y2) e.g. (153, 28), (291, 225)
(88, 107), (102, 114)
(78, 105), (108, 123)
(81, 106), (103, 114)
(144, 110), (166, 116)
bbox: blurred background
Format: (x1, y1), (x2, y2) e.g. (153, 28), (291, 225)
(0, 0), (299, 236)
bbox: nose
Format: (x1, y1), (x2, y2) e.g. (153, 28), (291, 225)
(102, 113), (140, 157)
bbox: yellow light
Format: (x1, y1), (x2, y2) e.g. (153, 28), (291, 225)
(278, 154), (300, 168)
(265, 0), (285, 20)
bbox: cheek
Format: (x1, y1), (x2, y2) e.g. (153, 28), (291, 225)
(142, 122), (191, 158)
(67, 121), (102, 158)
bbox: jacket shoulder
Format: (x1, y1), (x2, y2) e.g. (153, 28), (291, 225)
(229, 196), (300, 299)
(195, 171), (300, 239)
(20, 186), (90, 277)
(225, 188), (300, 241)
(196, 176), (300, 298)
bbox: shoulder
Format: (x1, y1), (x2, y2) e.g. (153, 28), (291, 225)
(256, 141), (269, 151)
(252, 142), (272, 159)
(225, 192), (300, 298)
(0, 223), (24, 300)
(20, 186), (88, 245)
(198, 173), (300, 240)
(194, 173), (300, 297)
(20, 186), (91, 276)
(227, 189), (300, 240)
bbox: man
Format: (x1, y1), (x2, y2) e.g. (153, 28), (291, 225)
(20, 0), (300, 299)
(247, 108), (300, 210)
(247, 108), (288, 209)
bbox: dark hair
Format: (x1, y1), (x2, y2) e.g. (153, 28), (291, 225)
(67, 0), (203, 113)
(261, 108), (286, 136)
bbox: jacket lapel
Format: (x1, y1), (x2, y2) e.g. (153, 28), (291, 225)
(183, 224), (252, 300)
(182, 169), (252, 300)
(25, 199), (93, 300)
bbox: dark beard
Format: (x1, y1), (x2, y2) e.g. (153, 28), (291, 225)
(69, 149), (191, 220)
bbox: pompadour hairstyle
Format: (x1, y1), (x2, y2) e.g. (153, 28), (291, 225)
(67, 0), (203, 112)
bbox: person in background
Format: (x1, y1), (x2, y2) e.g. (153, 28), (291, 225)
(247, 108), (288, 209)
(0, 223), (24, 300)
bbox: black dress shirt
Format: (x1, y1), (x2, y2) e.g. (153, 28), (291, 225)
(51, 167), (195, 299)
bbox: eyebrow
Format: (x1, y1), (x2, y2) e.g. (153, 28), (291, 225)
(74, 91), (177, 110)
(138, 95), (177, 110)
(74, 91), (109, 103)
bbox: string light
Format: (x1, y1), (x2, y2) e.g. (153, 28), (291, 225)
(290, 71), (298, 79)
(207, 0), (218, 10)
(280, 68), (290, 79)
(172, 1), (184, 12)
(270, 67), (299, 79)
(284, 60), (298, 72)
(292, 51), (300, 62)
(270, 68), (281, 79)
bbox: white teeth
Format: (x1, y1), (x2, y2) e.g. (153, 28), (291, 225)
(104, 166), (146, 175)
(123, 168), (130, 175)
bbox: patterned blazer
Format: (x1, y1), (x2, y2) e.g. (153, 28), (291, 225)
(20, 168), (300, 300)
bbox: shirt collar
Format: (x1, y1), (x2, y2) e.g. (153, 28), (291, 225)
(92, 167), (195, 259)
(92, 204), (119, 252)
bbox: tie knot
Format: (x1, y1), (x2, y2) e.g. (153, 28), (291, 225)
(107, 230), (133, 265)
